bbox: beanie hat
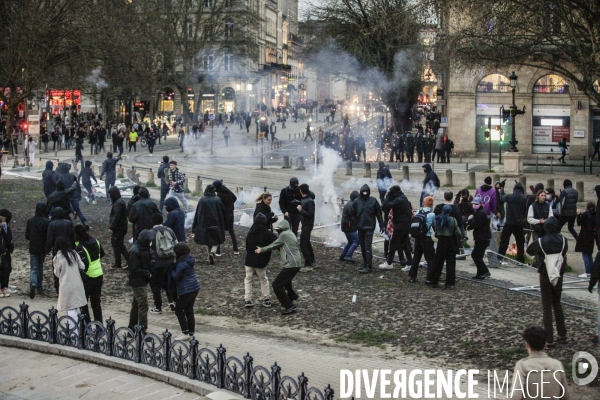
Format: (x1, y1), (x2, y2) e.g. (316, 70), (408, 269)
(484, 176), (492, 185)
(174, 242), (190, 258)
(563, 179), (572, 188)
(423, 196), (434, 208)
(472, 195), (482, 205)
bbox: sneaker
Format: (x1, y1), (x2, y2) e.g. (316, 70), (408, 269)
(339, 256), (345, 262)
(378, 262), (394, 270)
(150, 308), (162, 314)
(578, 273), (591, 278)
(214, 252), (222, 257)
(343, 256), (356, 263)
(479, 272), (491, 279)
(7, 287), (18, 294)
(209, 252), (215, 265)
(358, 266), (373, 274)
(262, 299), (272, 308)
(92, 200), (97, 205)
(29, 285), (36, 300)
(282, 306), (297, 315)
(122, 264), (129, 270)
(233, 251), (240, 255)
(84, 196), (90, 204)
(174, 332), (191, 341)
(400, 259), (408, 267)
(300, 267), (313, 272)
(408, 278), (417, 283)
(244, 300), (254, 308)
(401, 265), (411, 272)
(8, 284), (16, 289)
(1, 291), (9, 297)
(169, 303), (175, 311)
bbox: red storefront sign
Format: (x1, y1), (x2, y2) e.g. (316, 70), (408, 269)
(46, 89), (81, 114)
(552, 126), (570, 142)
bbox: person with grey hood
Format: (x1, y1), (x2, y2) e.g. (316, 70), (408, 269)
(498, 182), (527, 263)
(255, 219), (302, 315)
(191, 184), (225, 265)
(526, 217), (568, 349)
(339, 191), (360, 263)
(42, 161), (57, 198)
(100, 152), (122, 197)
(351, 184), (384, 273)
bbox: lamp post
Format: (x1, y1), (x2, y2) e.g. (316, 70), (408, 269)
(507, 71), (526, 152)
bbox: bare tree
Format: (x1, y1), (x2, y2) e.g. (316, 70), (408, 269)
(436, 0), (600, 103)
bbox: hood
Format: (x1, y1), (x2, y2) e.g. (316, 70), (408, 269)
(350, 190), (359, 202)
(273, 219), (290, 231)
(136, 229), (153, 247)
(204, 185), (217, 196)
(360, 184), (371, 200)
(108, 186), (121, 202)
(45, 161), (54, 170)
(422, 163), (432, 173)
(543, 217), (560, 235)
(212, 179), (223, 190)
(181, 254), (195, 267)
(534, 183), (544, 194)
(164, 197), (180, 212)
(289, 177), (299, 191)
(563, 179), (572, 189)
(387, 185), (403, 199)
(85, 160), (92, 168)
(595, 185), (600, 199)
(139, 187), (150, 199)
(513, 183), (524, 193)
(249, 213), (268, 234)
(479, 184), (494, 192)
(0, 209), (12, 223)
(35, 202), (46, 216)
(56, 163), (70, 173)
(51, 207), (66, 220)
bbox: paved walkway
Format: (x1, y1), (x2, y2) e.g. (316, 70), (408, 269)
(0, 346), (202, 400)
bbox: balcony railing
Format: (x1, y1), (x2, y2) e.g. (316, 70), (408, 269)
(533, 84), (570, 94)
(476, 83), (512, 93)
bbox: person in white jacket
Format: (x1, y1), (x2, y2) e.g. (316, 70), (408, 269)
(27, 136), (37, 165)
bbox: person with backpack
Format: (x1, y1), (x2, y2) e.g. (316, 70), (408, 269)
(74, 224), (105, 325)
(148, 214), (177, 314)
(575, 202), (596, 278)
(379, 186), (412, 270)
(466, 195), (491, 279)
(558, 179), (579, 241)
(407, 196), (436, 283)
(352, 184), (385, 274)
(169, 243), (200, 341)
(420, 163), (440, 207)
(127, 229), (154, 334)
(339, 191), (360, 263)
(526, 217), (568, 349)
(244, 213), (278, 308)
(474, 176), (497, 218)
(497, 182), (527, 263)
(429, 205), (462, 289)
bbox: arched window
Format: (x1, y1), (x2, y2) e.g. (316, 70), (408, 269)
(222, 87), (235, 101)
(477, 74), (511, 93)
(533, 74), (569, 94)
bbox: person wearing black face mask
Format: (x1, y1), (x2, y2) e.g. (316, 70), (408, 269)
(279, 177), (302, 236)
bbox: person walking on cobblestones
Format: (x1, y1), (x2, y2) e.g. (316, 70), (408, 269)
(108, 187), (129, 269)
(158, 156), (170, 213)
(25, 203), (50, 299)
(127, 229), (153, 334)
(167, 161), (188, 212)
(74, 224), (105, 325)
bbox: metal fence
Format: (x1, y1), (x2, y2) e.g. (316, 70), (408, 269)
(0, 302), (335, 400)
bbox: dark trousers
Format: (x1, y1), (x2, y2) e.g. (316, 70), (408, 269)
(71, 199), (86, 224)
(129, 142), (136, 152)
(81, 275), (103, 324)
(0, 253), (11, 289)
(539, 273), (567, 343)
(498, 224), (525, 262)
(159, 186), (170, 212)
(111, 232), (129, 267)
(386, 231), (409, 265)
(148, 143), (154, 153)
(117, 145), (123, 157)
(75, 155), (84, 170)
(217, 215), (239, 253)
(128, 285), (148, 332)
(175, 291), (198, 333)
(472, 240), (490, 277)
(299, 226), (315, 265)
(445, 150), (451, 163)
(284, 213), (301, 237)
(409, 237), (436, 279)
(83, 182), (95, 201)
(150, 269), (174, 310)
(558, 216), (578, 241)
(430, 236), (456, 286)
(558, 150), (566, 162)
(340, 231), (359, 259)
(358, 229), (374, 268)
(272, 267), (300, 308)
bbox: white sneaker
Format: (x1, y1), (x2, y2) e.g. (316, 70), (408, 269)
(401, 265), (411, 272)
(174, 332), (191, 341)
(578, 273), (591, 278)
(8, 284), (16, 289)
(92, 200), (97, 205)
(84, 196), (89, 204)
(128, 237), (134, 243)
(378, 263), (394, 270)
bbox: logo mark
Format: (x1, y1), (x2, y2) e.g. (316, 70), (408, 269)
(572, 351), (598, 385)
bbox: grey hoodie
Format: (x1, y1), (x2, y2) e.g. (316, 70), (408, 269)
(260, 219), (302, 268)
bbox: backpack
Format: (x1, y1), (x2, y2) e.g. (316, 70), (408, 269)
(154, 228), (175, 258)
(538, 237), (565, 286)
(448, 140), (454, 149)
(410, 211), (429, 239)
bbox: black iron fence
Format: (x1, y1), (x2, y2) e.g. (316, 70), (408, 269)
(0, 302), (335, 400)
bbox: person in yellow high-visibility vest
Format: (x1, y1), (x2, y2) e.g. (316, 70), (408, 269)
(75, 224), (105, 326)
(128, 129), (138, 152)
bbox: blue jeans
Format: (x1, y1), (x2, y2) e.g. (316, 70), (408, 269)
(340, 231), (359, 259)
(30, 253), (45, 290)
(71, 199), (86, 224)
(582, 252), (594, 275)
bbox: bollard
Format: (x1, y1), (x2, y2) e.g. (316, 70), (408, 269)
(294, 133), (297, 139)
(184, 177), (189, 192)
(547, 179), (554, 190)
(296, 157), (306, 171)
(146, 171), (155, 186)
(468, 171), (476, 189)
(289, 134), (291, 140)
(536, 155), (539, 173)
(519, 175), (526, 189)
(283, 155), (291, 168)
(346, 160), (352, 176)
(364, 162), (371, 178)
(117, 166), (124, 178)
(465, 162), (468, 172)
(402, 165), (409, 181)
(445, 169), (453, 187)
(195, 178), (202, 194)
(493, 174), (500, 184)
(576, 181), (584, 202)
(459, 154), (463, 164)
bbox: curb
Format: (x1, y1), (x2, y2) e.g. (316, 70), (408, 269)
(0, 336), (243, 399)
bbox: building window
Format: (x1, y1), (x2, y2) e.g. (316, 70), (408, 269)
(203, 55), (214, 70)
(224, 54), (234, 71)
(187, 21), (193, 38)
(225, 20), (233, 38)
(533, 74), (569, 94)
(204, 0), (213, 7)
(477, 74), (511, 93)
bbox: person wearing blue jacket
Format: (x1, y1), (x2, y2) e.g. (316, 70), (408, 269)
(170, 243), (200, 342)
(164, 197), (186, 242)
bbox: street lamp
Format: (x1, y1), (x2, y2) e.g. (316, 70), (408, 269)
(506, 71), (526, 152)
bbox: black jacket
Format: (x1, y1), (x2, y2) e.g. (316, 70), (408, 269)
(46, 211), (75, 254)
(75, 235), (106, 272)
(164, 197), (186, 242)
(575, 211), (595, 254)
(299, 196), (315, 228)
(382, 187), (412, 233)
(78, 162), (97, 185)
(527, 218), (568, 276)
(128, 230), (153, 287)
(244, 218), (278, 268)
(108, 187), (128, 234)
(501, 183), (527, 225)
(55, 163), (75, 190)
(421, 164), (440, 194)
(376, 166), (392, 182)
(341, 191), (359, 233)
(559, 185), (578, 217)
(157, 163), (170, 190)
(254, 201), (277, 229)
(466, 208), (491, 241)
(129, 197), (160, 239)
(279, 185), (302, 215)
(45, 184), (76, 215)
(215, 185), (237, 218)
(192, 186), (225, 246)
(42, 161), (56, 198)
(25, 203), (50, 254)
(351, 184), (384, 231)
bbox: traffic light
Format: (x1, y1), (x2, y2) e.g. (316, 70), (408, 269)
(22, 122), (28, 131)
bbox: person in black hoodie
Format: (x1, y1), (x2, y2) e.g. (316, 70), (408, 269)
(127, 229), (154, 334)
(497, 182), (527, 263)
(351, 184), (384, 273)
(339, 191), (359, 263)
(78, 160), (97, 204)
(244, 213), (278, 308)
(192, 185), (225, 265)
(0, 209), (14, 298)
(158, 156), (170, 212)
(575, 202), (596, 278)
(379, 186), (412, 270)
(45, 180), (76, 216)
(25, 202), (50, 298)
(466, 195), (491, 279)
(108, 186), (129, 269)
(254, 192), (278, 231)
(558, 179), (579, 240)
(129, 187), (160, 241)
(376, 162), (393, 203)
(589, 185), (600, 344)
(279, 177), (302, 236)
(213, 179), (239, 255)
(298, 183), (316, 269)
(42, 161), (57, 198)
(526, 217), (568, 348)
(74, 139), (84, 171)
(164, 197), (186, 242)
(420, 163), (440, 207)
